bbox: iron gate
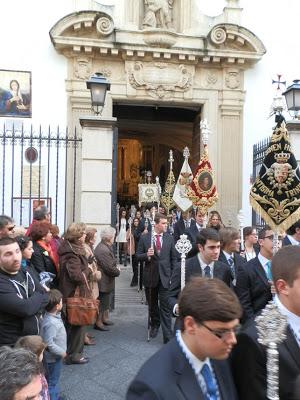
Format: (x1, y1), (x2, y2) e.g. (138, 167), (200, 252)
(252, 137), (270, 229)
(0, 123), (82, 233)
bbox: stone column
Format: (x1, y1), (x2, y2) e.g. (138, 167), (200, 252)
(124, 0), (140, 29)
(79, 116), (117, 231)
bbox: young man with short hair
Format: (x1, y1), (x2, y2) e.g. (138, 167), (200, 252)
(0, 237), (49, 346)
(127, 277), (242, 399)
(218, 227), (246, 286)
(169, 228), (231, 316)
(0, 215), (15, 238)
(235, 225), (281, 322)
(282, 220), (300, 246)
(136, 213), (178, 343)
(0, 346), (42, 400)
(231, 245), (300, 399)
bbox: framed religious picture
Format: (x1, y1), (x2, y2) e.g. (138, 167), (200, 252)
(0, 69), (32, 118)
(198, 171), (213, 192)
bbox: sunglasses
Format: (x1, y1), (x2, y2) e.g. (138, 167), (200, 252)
(8, 225), (15, 231)
(199, 322), (241, 340)
(262, 235), (283, 241)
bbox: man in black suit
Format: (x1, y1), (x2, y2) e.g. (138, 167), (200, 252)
(185, 208), (205, 258)
(235, 225), (280, 323)
(169, 228), (231, 316)
(136, 213), (177, 343)
(218, 227), (246, 287)
(127, 277), (242, 400)
(282, 220), (300, 246)
(231, 245), (300, 400)
(173, 210), (195, 243)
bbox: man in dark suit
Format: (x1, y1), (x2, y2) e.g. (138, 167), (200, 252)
(231, 245), (300, 400)
(127, 277), (242, 400)
(235, 225), (279, 323)
(185, 208), (205, 258)
(169, 228), (231, 316)
(282, 220), (300, 246)
(136, 213), (177, 343)
(218, 227), (246, 287)
(173, 210), (195, 243)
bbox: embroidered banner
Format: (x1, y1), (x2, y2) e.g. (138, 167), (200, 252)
(250, 121), (300, 232)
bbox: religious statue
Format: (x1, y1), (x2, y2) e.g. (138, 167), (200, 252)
(143, 0), (174, 29)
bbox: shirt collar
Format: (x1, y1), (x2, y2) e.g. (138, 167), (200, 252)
(258, 252), (271, 268)
(287, 235), (300, 245)
(274, 295), (300, 334)
(197, 254), (214, 269)
(223, 250), (233, 260)
(176, 330), (209, 375)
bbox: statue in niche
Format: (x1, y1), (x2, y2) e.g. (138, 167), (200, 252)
(143, 0), (174, 29)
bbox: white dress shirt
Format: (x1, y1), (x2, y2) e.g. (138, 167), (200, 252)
(287, 235), (300, 246)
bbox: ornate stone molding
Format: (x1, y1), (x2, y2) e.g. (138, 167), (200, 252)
(74, 57), (92, 80)
(128, 61), (193, 98)
(225, 69), (240, 89)
(142, 29), (178, 48)
(96, 15), (114, 36)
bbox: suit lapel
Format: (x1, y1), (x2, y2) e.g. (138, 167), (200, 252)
(172, 340), (205, 400)
(255, 259), (269, 286)
(283, 327), (300, 370)
(211, 360), (227, 400)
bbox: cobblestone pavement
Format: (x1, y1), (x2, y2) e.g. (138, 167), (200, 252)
(60, 265), (163, 400)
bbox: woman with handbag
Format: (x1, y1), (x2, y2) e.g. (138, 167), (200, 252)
(94, 226), (120, 331)
(58, 222), (93, 365)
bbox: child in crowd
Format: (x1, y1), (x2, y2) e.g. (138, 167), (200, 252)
(15, 335), (50, 399)
(41, 289), (67, 400)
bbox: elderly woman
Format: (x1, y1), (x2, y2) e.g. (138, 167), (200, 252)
(58, 222), (91, 365)
(94, 227), (120, 331)
(30, 221), (58, 287)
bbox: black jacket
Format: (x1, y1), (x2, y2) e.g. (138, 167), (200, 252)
(127, 337), (238, 400)
(231, 318), (300, 400)
(31, 242), (57, 276)
(168, 256), (231, 312)
(0, 269), (49, 345)
(136, 232), (177, 289)
(234, 257), (272, 323)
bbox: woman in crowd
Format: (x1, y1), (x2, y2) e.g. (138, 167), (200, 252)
(15, 235), (38, 280)
(84, 227), (101, 345)
(49, 224), (62, 270)
(58, 222), (91, 365)
(207, 210), (224, 231)
(116, 208), (128, 266)
(127, 217), (141, 287)
(94, 227), (120, 331)
(243, 226), (259, 261)
(30, 221), (58, 287)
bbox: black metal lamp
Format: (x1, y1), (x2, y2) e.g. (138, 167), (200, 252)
(86, 73), (111, 115)
(282, 79), (300, 117)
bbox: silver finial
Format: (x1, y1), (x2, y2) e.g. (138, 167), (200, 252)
(183, 147), (190, 160)
(175, 234), (192, 290)
(255, 302), (287, 400)
(168, 150), (174, 171)
(200, 119), (210, 146)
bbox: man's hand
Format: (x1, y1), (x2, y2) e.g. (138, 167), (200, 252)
(147, 248), (154, 257)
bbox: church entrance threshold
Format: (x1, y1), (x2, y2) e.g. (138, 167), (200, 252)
(113, 103), (201, 207)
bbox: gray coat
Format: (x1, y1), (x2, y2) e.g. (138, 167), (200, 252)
(40, 312), (67, 363)
(94, 242), (120, 293)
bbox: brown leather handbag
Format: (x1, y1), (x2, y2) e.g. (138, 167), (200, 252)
(66, 273), (99, 326)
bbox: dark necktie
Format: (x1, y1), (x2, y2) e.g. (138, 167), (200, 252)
(228, 257), (236, 282)
(155, 235), (161, 252)
(204, 265), (211, 278)
(200, 364), (218, 400)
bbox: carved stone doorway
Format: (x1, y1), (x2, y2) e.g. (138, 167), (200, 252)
(114, 103), (201, 207)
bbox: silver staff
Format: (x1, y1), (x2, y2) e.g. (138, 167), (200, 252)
(128, 216), (133, 270)
(175, 234), (192, 290)
(255, 301), (287, 400)
(147, 209), (156, 342)
(237, 209), (245, 251)
(116, 203), (120, 263)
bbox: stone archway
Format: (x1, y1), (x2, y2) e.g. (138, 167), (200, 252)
(49, 2), (266, 226)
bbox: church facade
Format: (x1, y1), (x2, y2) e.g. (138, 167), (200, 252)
(0, 0), (280, 230)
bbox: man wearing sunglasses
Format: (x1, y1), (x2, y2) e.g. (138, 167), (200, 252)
(235, 225), (282, 323)
(0, 215), (15, 239)
(127, 277), (242, 400)
(231, 245), (300, 399)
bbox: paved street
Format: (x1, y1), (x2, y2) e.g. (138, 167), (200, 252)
(60, 265), (162, 399)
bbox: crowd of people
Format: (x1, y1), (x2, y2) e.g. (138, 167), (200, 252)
(0, 204), (300, 399)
